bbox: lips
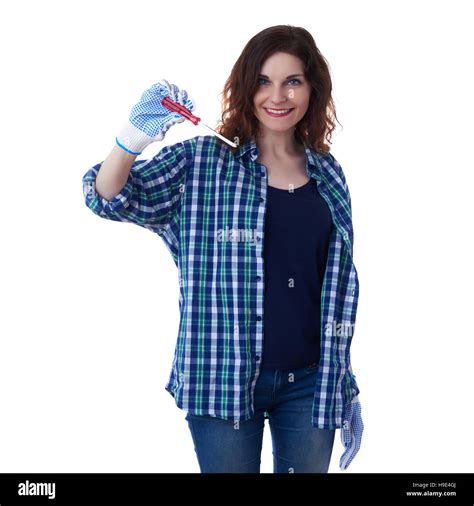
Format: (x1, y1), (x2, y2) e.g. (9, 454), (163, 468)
(264, 108), (294, 117)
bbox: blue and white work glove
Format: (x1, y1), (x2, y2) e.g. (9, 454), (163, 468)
(116, 79), (196, 155)
(339, 396), (364, 470)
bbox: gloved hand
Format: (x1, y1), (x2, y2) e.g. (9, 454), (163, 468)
(116, 79), (196, 155)
(339, 396), (364, 470)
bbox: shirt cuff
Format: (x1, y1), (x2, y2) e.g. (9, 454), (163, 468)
(82, 163), (133, 216)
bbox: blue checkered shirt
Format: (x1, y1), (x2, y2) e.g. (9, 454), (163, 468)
(82, 134), (364, 470)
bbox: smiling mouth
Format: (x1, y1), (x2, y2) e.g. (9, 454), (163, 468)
(264, 107), (294, 117)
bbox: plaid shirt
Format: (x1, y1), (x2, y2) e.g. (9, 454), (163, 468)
(82, 134), (363, 470)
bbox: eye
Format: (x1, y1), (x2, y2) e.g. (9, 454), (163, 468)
(258, 78), (268, 85)
(288, 79), (301, 85)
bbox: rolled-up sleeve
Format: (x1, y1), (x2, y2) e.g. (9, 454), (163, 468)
(82, 140), (190, 236)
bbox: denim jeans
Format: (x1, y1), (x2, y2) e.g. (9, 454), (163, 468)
(184, 362), (336, 473)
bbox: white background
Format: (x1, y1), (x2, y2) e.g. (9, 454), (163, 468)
(1, 0), (473, 473)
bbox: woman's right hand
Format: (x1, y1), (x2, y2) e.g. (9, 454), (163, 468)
(116, 79), (196, 155)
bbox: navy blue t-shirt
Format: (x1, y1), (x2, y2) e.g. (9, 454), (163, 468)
(261, 177), (333, 370)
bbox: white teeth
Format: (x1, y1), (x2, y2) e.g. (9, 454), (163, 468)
(265, 108), (292, 114)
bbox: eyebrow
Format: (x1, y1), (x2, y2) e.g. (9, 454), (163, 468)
(258, 74), (304, 79)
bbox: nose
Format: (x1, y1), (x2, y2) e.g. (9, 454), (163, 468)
(270, 86), (288, 105)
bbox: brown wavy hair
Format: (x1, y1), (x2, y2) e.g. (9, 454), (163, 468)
(215, 25), (341, 155)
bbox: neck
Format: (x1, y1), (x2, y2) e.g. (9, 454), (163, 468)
(256, 128), (303, 159)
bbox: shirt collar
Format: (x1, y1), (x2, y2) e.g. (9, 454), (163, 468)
(234, 132), (321, 177)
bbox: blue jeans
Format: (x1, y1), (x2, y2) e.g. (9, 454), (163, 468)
(185, 362), (336, 473)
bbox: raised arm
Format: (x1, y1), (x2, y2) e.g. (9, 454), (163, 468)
(82, 79), (196, 234)
(82, 139), (193, 235)
(94, 144), (138, 202)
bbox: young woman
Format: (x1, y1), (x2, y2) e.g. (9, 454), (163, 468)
(82, 25), (363, 473)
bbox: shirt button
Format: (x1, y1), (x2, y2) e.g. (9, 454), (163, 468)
(343, 420), (349, 429)
(255, 355), (260, 361)
(260, 197), (264, 202)
(256, 315), (262, 321)
(256, 276), (262, 281)
(256, 236), (261, 242)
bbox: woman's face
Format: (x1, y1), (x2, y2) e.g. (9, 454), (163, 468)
(253, 52), (311, 135)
